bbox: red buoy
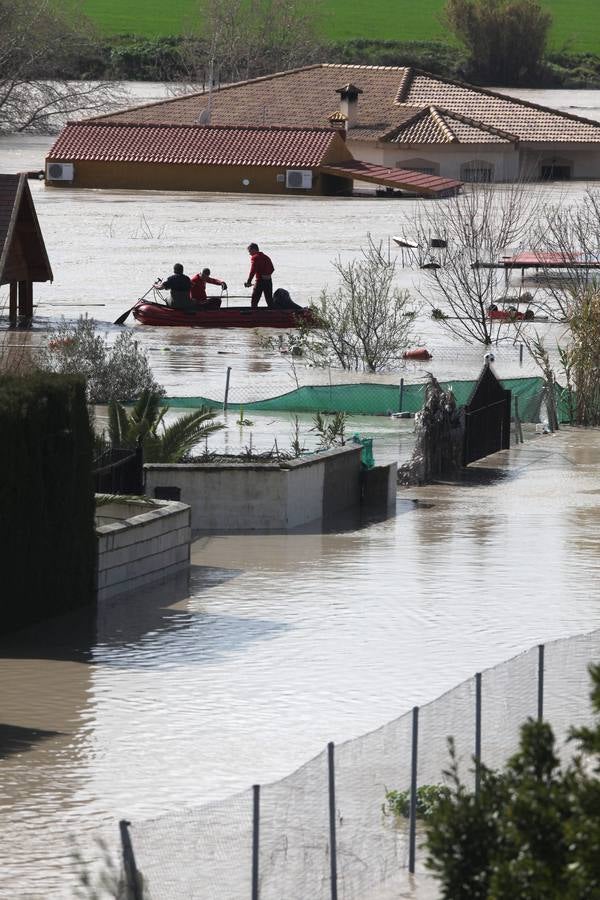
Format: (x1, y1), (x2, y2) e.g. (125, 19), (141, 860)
(403, 347), (432, 361)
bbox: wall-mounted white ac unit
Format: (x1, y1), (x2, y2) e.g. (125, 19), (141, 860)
(285, 169), (313, 189)
(46, 162), (74, 182)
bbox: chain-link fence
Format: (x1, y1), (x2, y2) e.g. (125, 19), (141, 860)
(164, 373), (557, 422)
(117, 627), (600, 899)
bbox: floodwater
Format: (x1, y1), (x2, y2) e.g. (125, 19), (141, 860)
(2, 430), (600, 897)
(2, 87), (600, 897)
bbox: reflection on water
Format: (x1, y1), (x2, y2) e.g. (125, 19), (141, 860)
(1, 430), (600, 895)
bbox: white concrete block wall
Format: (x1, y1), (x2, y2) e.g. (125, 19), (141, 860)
(145, 445), (363, 532)
(96, 499), (191, 603)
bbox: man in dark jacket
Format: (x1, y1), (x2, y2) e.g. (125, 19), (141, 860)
(157, 263), (193, 310)
(245, 243), (274, 308)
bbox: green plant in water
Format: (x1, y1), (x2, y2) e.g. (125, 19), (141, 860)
(289, 415), (306, 457)
(311, 410), (347, 449)
(236, 405), (254, 426)
(108, 390), (224, 463)
(383, 784), (451, 820)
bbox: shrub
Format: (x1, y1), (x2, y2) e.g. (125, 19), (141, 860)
(37, 317), (163, 404)
(384, 784), (451, 820)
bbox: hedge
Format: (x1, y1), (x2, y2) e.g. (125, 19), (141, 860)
(0, 374), (96, 632)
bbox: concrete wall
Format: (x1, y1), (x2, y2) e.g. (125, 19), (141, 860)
(145, 445), (363, 532)
(96, 498), (191, 602)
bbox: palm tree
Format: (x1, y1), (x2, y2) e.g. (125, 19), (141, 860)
(108, 390), (224, 463)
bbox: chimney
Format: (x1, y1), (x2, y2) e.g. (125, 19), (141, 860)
(328, 111), (348, 139)
(335, 83), (362, 129)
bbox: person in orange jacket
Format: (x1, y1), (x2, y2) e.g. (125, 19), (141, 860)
(244, 243), (274, 308)
(190, 268), (227, 309)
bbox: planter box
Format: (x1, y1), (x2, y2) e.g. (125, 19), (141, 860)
(145, 445), (364, 532)
(96, 498), (191, 602)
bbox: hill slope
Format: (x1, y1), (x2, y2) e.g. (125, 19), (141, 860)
(81, 0), (600, 53)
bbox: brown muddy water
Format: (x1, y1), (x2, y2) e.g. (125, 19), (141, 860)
(2, 90), (600, 896)
(2, 430), (600, 896)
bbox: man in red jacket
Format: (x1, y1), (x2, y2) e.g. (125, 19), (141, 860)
(190, 267), (227, 309)
(245, 243), (274, 308)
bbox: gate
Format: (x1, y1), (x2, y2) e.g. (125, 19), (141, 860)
(463, 364), (511, 466)
(93, 444), (144, 495)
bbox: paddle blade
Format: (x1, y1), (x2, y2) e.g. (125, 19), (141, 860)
(114, 307), (132, 325)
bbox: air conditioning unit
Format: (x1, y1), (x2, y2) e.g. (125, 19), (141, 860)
(46, 162), (74, 182)
(286, 169), (313, 189)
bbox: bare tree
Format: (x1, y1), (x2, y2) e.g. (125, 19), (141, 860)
(301, 236), (416, 372)
(403, 183), (542, 345)
(530, 189), (600, 321)
(179, 0), (323, 86)
(0, 0), (124, 133)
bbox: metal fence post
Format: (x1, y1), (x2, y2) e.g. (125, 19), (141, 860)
(119, 819), (142, 900)
(223, 366), (232, 412)
(475, 672), (482, 797)
(538, 644), (545, 722)
(252, 784), (260, 900)
(409, 706), (419, 874)
(399, 377), (404, 413)
(519, 342), (523, 366)
(328, 742), (338, 900)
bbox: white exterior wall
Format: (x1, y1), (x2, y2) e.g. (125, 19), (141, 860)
(347, 135), (600, 183)
(519, 144), (600, 179)
(145, 446), (362, 532)
(96, 499), (191, 602)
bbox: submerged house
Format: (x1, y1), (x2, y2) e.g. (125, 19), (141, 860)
(45, 121), (462, 197)
(67, 63), (600, 184)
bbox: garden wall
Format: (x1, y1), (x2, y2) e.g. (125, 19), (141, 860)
(96, 498), (191, 602)
(145, 446), (366, 531)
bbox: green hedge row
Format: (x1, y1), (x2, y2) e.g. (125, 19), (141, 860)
(0, 374), (96, 633)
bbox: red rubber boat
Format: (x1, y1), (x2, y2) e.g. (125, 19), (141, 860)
(131, 300), (317, 329)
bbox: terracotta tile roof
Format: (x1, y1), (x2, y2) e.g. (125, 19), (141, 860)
(389, 106), (513, 145)
(321, 160), (461, 196)
(396, 70), (600, 143)
(91, 63), (600, 146)
(92, 65), (422, 142)
(47, 122), (342, 167)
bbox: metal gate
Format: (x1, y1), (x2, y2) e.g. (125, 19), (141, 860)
(463, 365), (511, 466)
(93, 444), (144, 495)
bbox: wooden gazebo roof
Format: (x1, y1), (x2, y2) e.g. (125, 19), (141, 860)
(0, 174), (53, 286)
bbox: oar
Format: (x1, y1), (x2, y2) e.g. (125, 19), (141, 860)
(114, 281), (160, 325)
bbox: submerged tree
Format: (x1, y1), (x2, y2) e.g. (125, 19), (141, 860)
(531, 189), (600, 321)
(0, 0), (123, 132)
(443, 0), (552, 85)
(301, 236), (416, 372)
(36, 317), (162, 404)
(405, 183), (541, 345)
(108, 390), (224, 463)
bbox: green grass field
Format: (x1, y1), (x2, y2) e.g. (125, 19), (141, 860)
(81, 0), (600, 53)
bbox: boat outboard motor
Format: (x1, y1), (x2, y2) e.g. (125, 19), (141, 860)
(272, 288), (302, 310)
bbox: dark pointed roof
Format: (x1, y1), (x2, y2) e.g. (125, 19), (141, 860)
(0, 174), (53, 285)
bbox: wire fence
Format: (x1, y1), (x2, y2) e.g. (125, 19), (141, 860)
(118, 627), (600, 899)
(165, 373), (559, 423)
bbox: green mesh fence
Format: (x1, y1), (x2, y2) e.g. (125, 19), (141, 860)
(165, 376), (569, 423)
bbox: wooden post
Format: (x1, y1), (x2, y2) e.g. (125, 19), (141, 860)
(9, 281), (17, 326)
(18, 280), (33, 319)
